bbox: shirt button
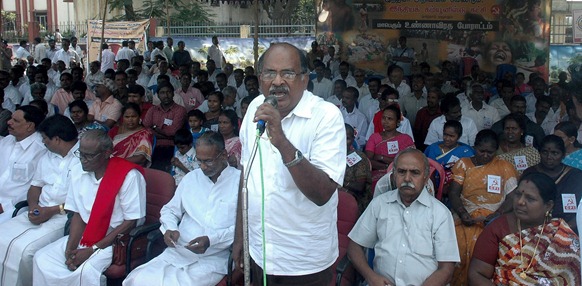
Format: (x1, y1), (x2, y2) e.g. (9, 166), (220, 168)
(402, 244), (406, 247)
(399, 260), (402, 263)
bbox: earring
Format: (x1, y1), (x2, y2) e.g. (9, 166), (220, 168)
(545, 210), (552, 218)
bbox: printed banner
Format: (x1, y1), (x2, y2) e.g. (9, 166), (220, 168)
(315, 0), (551, 81)
(573, 9), (582, 44)
(86, 20), (150, 65)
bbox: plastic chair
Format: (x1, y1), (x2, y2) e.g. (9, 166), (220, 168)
(383, 157), (446, 200)
(334, 190), (360, 286)
(103, 168), (176, 282)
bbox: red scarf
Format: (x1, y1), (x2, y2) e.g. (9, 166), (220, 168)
(80, 157), (144, 247)
(373, 104), (404, 134)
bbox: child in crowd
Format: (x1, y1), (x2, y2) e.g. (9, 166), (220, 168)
(188, 109), (208, 146)
(170, 129), (199, 185)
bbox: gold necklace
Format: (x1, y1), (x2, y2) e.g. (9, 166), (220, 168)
(517, 218), (545, 279)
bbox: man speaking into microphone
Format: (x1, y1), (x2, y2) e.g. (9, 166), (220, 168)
(235, 42), (346, 284)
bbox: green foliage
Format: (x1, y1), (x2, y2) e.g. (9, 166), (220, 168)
(569, 54), (582, 66)
(290, 0), (315, 24)
(1, 10), (17, 22)
(108, 0), (213, 22)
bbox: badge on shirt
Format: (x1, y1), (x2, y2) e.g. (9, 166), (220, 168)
(562, 194), (578, 213)
(163, 118), (173, 126)
(514, 155), (528, 171)
(188, 97), (197, 106)
(483, 117), (493, 129)
(525, 135), (534, 147)
(387, 141), (399, 155)
(346, 152), (362, 167)
(445, 155), (460, 168)
(487, 175), (501, 194)
(211, 124), (219, 132)
(100, 115), (108, 122)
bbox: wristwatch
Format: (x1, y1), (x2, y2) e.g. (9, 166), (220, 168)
(59, 204), (66, 215)
(284, 149), (304, 168)
(92, 244), (100, 251)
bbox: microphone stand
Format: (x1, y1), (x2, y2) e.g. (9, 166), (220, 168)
(242, 130), (262, 286)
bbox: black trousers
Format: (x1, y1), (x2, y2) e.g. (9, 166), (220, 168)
(251, 259), (333, 286)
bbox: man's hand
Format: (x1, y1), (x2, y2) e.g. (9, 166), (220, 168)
(460, 212), (475, 226)
(28, 206), (53, 225)
(367, 272), (395, 286)
(164, 230), (180, 247)
(0, 204), (3, 214)
(232, 238), (243, 271)
(254, 101), (285, 148)
(186, 236), (209, 254)
(65, 248), (94, 271)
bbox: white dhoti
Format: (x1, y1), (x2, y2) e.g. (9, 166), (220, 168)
(122, 247), (225, 286)
(33, 236), (113, 286)
(0, 212), (67, 286)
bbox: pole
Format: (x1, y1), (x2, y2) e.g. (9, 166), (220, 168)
(165, 0), (170, 36)
(253, 0), (259, 71)
(98, 0), (108, 63)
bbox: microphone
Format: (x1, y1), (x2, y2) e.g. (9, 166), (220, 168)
(257, 95), (278, 136)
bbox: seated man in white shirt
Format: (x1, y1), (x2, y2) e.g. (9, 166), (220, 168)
(461, 83), (499, 131)
(365, 86), (415, 141)
(33, 130), (146, 286)
(341, 86), (368, 148)
(311, 60), (333, 100)
(123, 131), (240, 286)
(0, 105), (47, 223)
(327, 79), (346, 107)
(347, 149), (460, 286)
(425, 95), (478, 146)
(0, 114), (79, 286)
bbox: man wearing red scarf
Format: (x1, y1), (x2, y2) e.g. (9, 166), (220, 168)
(33, 130), (146, 286)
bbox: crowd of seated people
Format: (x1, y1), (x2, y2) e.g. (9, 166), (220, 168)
(0, 36), (580, 286)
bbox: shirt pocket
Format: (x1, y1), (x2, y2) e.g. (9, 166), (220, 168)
(411, 219), (435, 257)
(213, 201), (236, 228)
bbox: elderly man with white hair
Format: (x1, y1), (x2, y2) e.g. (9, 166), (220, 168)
(88, 78), (122, 129)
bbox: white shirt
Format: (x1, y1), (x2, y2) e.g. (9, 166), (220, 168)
(355, 83), (370, 99)
(100, 49), (116, 72)
(349, 189), (460, 286)
(385, 81), (412, 99)
(527, 112), (559, 136)
(148, 72), (180, 91)
(85, 71), (104, 90)
(326, 94), (342, 108)
(424, 115), (478, 146)
(208, 45), (225, 68)
(65, 165), (146, 230)
(457, 93), (470, 109)
(240, 91), (346, 275)
(399, 91), (427, 126)
(51, 49), (80, 68)
(332, 75), (357, 88)
(45, 48), (59, 62)
(365, 114), (415, 142)
(15, 46), (31, 59)
(391, 46), (415, 76)
(0, 133), (47, 215)
(490, 98), (511, 118)
(2, 85), (23, 111)
(462, 102), (500, 131)
(32, 142), (80, 207)
(311, 77), (333, 100)
(160, 166), (240, 271)
(33, 44), (47, 63)
(358, 94), (379, 123)
(323, 55), (340, 77)
(341, 106), (368, 148)
(115, 47), (135, 62)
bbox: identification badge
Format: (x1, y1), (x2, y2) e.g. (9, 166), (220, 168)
(525, 135), (534, 147)
(163, 118), (173, 126)
(483, 117), (493, 129)
(346, 152), (362, 167)
(487, 175), (501, 194)
(211, 124), (219, 132)
(514, 155), (528, 171)
(188, 97), (197, 106)
(446, 155), (460, 168)
(562, 194), (578, 213)
(387, 141), (399, 155)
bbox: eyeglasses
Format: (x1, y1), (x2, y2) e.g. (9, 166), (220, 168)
(260, 70), (303, 81)
(74, 149), (103, 161)
(195, 151), (224, 166)
(382, 98), (398, 103)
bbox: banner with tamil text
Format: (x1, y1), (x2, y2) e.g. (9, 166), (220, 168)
(86, 20), (150, 66)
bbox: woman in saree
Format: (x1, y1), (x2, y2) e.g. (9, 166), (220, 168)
(468, 172), (580, 285)
(554, 121), (582, 170)
(497, 113), (540, 175)
(218, 109), (241, 168)
(448, 129), (519, 285)
(342, 124), (372, 213)
(365, 104), (415, 189)
(522, 135), (582, 233)
(108, 102), (153, 167)
(424, 119), (474, 188)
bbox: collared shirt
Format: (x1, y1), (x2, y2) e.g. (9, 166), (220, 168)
(326, 94), (342, 108)
(172, 147), (198, 185)
(148, 72), (180, 91)
(100, 49), (116, 72)
(51, 88), (97, 115)
(0, 133), (47, 214)
(45, 48), (59, 61)
(382, 80), (412, 99)
(171, 50), (192, 67)
(332, 75), (357, 88)
(2, 85), (22, 112)
(358, 94), (379, 123)
(490, 98), (511, 118)
(391, 46), (415, 76)
(32, 142), (80, 207)
(311, 77), (333, 100)
(355, 83), (370, 99)
(365, 114), (415, 142)
(341, 106), (369, 148)
(240, 91), (346, 275)
(462, 101), (500, 131)
(349, 189), (460, 286)
(208, 45), (225, 68)
(143, 103), (187, 146)
(527, 111), (559, 136)
(16, 46), (31, 59)
(89, 95), (123, 123)
(160, 166), (239, 272)
(115, 47), (134, 62)
(425, 115), (478, 146)
(400, 91), (427, 126)
(163, 46), (174, 64)
(322, 55), (340, 77)
(51, 48), (80, 68)
(175, 86), (205, 111)
(65, 165), (146, 229)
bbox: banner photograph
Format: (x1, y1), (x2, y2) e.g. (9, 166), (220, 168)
(87, 20), (150, 66)
(316, 0), (551, 81)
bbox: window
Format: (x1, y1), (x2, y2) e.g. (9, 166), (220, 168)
(35, 11), (48, 30)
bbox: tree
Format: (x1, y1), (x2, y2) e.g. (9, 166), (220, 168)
(108, 0), (213, 22)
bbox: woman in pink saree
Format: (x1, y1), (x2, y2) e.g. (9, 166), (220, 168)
(109, 103), (153, 167)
